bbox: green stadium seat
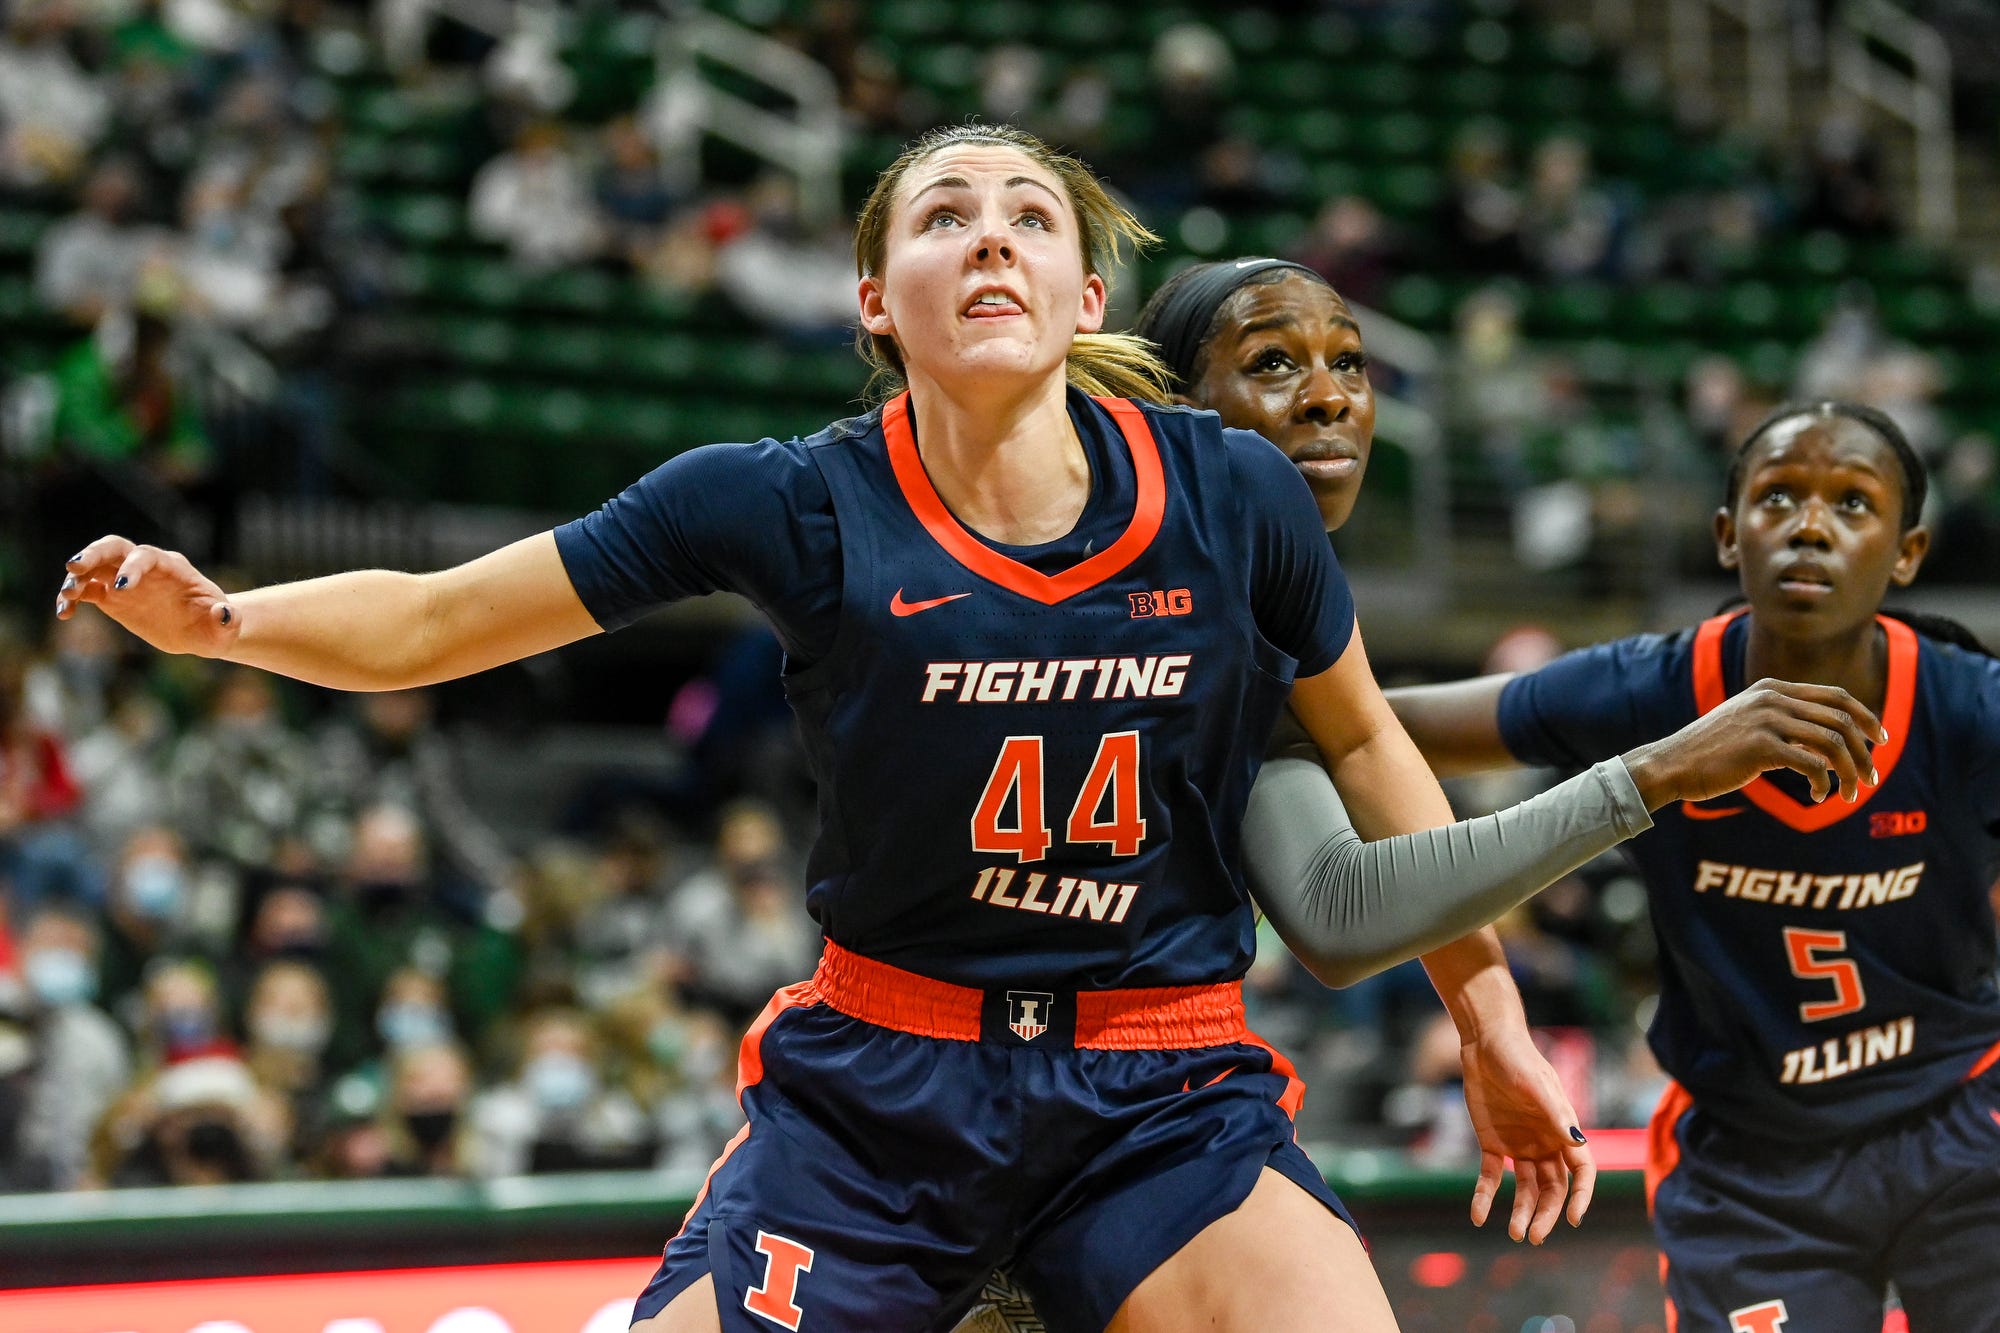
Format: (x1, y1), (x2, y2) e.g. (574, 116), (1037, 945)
(522, 325), (614, 379)
(1043, 4), (1124, 51)
(1221, 9), (1281, 57)
(1720, 281), (1783, 337)
(1349, 62), (1419, 109)
(1530, 282), (1615, 338)
(1289, 108), (1351, 157)
(522, 268), (618, 316)
(874, 0), (955, 42)
(1621, 283), (1711, 338)
(0, 208), (50, 262)
(372, 193), (464, 250)
(606, 331), (700, 387)
(1384, 274), (1449, 328)
(1883, 286), (1966, 341)
(1377, 164), (1443, 218)
(434, 315), (518, 370)
(1302, 13), (1359, 59)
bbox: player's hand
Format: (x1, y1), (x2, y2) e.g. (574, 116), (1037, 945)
(1460, 1025), (1595, 1244)
(57, 536), (239, 658)
(1622, 678), (1884, 808)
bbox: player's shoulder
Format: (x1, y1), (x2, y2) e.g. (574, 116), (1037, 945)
(1914, 631), (2000, 720)
(1546, 625), (1698, 681)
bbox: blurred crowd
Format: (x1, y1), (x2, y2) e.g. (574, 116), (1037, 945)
(0, 607), (822, 1192)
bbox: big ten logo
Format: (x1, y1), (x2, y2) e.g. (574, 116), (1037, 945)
(1869, 810), (1927, 839)
(1129, 589), (1192, 619)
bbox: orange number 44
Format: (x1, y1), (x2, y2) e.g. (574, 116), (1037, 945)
(1783, 927), (1866, 1022)
(971, 732), (1148, 863)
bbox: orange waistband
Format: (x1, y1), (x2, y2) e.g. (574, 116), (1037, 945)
(810, 941), (1247, 1050)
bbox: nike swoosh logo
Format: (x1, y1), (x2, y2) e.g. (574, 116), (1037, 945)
(890, 589), (971, 617)
(1680, 802), (1746, 820)
(1182, 1065), (1240, 1093)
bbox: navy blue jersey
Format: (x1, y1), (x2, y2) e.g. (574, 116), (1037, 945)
(1500, 610), (2000, 1140)
(556, 389), (1354, 992)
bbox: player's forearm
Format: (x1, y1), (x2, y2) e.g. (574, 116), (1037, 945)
(1420, 929), (1526, 1045)
(228, 569), (450, 690)
(1383, 676), (1518, 777)
(1245, 754), (1650, 988)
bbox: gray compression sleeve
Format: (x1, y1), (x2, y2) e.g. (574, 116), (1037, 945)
(1243, 746), (1652, 988)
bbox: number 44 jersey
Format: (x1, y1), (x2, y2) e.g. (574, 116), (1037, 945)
(1500, 609), (2000, 1141)
(555, 389), (1356, 995)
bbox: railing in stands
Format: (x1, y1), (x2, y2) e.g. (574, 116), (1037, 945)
(1665, 0), (1792, 135)
(1832, 0), (1956, 241)
(645, 4), (844, 228)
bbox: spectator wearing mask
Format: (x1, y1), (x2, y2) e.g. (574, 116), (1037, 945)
(135, 958), (235, 1070)
(1519, 135), (1619, 281)
(0, 0), (112, 188)
(382, 1040), (475, 1178)
(241, 959), (335, 1156)
(324, 805), (519, 1067)
(468, 1007), (654, 1176)
(601, 990), (743, 1178)
(8, 904), (132, 1190)
(96, 825), (202, 1014)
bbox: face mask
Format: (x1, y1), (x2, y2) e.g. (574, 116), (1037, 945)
(377, 1002), (449, 1049)
(251, 1010), (331, 1056)
(158, 1005), (216, 1054)
(124, 855), (186, 922)
(404, 1108), (458, 1152)
(266, 933), (327, 963)
(24, 948), (96, 1008)
(525, 1052), (595, 1112)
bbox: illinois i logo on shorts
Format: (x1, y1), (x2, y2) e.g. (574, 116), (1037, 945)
(1007, 991), (1054, 1042)
(744, 1230), (815, 1330)
(1730, 1299), (1789, 1333)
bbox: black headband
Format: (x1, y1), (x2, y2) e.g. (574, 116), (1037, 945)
(1140, 258), (1327, 390)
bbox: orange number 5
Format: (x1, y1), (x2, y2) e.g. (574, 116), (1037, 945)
(1783, 927), (1865, 1022)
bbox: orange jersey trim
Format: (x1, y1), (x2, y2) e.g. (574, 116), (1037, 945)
(1644, 1079), (1695, 1219)
(1966, 1036), (2000, 1083)
(882, 392), (1168, 606)
(811, 940), (1247, 1050)
(1691, 611), (1916, 833)
(1236, 1029), (1308, 1123)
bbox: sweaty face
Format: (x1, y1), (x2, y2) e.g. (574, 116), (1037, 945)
(1716, 417), (1929, 641)
(1186, 274), (1375, 530)
(860, 144), (1105, 395)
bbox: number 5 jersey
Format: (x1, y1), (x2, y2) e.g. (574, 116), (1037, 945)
(1499, 608), (2000, 1140)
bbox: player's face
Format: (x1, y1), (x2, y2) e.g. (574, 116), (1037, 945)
(1185, 275), (1375, 530)
(1716, 417), (1930, 641)
(859, 145), (1105, 397)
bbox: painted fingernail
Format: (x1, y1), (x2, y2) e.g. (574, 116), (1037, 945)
(60, 574), (76, 593)
(54, 596), (68, 615)
(67, 551), (84, 565)
(1568, 1126), (1587, 1144)
(113, 575), (128, 590)
(1869, 768), (1880, 786)
(219, 606), (233, 627)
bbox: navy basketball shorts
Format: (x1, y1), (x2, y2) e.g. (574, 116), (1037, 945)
(631, 942), (1356, 1333)
(1646, 1058), (2000, 1333)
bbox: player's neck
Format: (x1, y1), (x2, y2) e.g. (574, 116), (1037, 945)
(905, 375), (1091, 547)
(1742, 615), (1889, 715)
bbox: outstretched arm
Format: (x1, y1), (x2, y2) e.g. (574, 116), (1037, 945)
(58, 532), (601, 691)
(1247, 673), (1882, 986)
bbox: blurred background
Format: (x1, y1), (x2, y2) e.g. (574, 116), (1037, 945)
(0, 0), (1994, 1327)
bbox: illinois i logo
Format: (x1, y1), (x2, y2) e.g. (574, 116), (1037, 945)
(1007, 991), (1054, 1042)
(1730, 1299), (1789, 1333)
(744, 1231), (815, 1330)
